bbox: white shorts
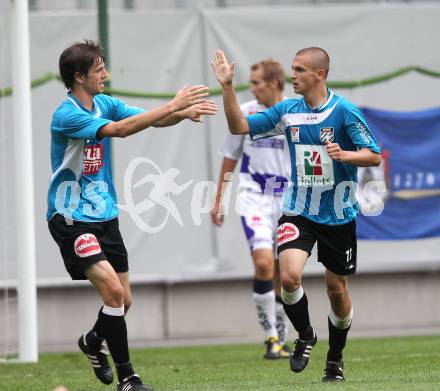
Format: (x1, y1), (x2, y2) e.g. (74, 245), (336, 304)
(237, 190), (283, 253)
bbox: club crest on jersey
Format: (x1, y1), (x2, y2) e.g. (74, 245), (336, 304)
(277, 222), (299, 246)
(320, 127), (334, 143)
(289, 126), (300, 143)
(74, 233), (101, 258)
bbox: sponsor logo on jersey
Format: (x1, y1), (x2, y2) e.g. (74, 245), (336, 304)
(74, 233), (101, 258)
(320, 127), (334, 143)
(295, 145), (335, 187)
(277, 222), (299, 246)
(83, 144), (103, 174)
(252, 139), (284, 149)
(304, 150), (323, 176)
(251, 215), (263, 227)
(289, 126), (300, 143)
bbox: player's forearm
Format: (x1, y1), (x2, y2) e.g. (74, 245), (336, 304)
(99, 102), (178, 138)
(153, 111), (185, 127)
(222, 84), (249, 135)
(342, 149), (382, 167)
(215, 157), (237, 204)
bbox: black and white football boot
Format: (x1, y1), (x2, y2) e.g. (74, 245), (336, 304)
(78, 333), (113, 385)
(117, 374), (153, 391)
(290, 333), (317, 373)
(322, 359), (345, 382)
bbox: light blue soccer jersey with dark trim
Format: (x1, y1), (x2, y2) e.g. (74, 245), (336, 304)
(247, 90), (381, 225)
(47, 93), (144, 222)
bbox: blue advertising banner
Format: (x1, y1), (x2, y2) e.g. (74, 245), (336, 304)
(357, 107), (440, 240)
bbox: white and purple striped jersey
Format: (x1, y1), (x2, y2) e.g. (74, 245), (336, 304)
(220, 100), (291, 195)
(47, 92), (144, 222)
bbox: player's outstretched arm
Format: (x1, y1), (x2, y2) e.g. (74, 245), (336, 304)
(97, 84), (209, 138)
(154, 100), (218, 127)
(211, 157), (237, 227)
(326, 142), (382, 167)
(211, 50), (249, 135)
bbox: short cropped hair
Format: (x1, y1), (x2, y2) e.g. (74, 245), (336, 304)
(59, 40), (105, 89)
(296, 47), (330, 78)
(251, 59), (285, 91)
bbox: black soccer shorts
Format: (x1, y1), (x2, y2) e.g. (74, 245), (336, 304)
(276, 214), (357, 276)
(48, 214), (129, 280)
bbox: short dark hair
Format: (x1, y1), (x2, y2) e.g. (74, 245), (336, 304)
(296, 47), (330, 78)
(251, 59), (285, 91)
(59, 40), (105, 89)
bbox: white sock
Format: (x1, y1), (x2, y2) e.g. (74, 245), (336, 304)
(102, 304), (124, 316)
(253, 290), (278, 340)
(281, 286), (304, 305)
(329, 307), (353, 329)
(275, 301), (289, 344)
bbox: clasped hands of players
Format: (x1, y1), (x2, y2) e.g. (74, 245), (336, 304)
(172, 84), (218, 123)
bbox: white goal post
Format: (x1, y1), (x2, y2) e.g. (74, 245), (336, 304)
(10, 0), (38, 363)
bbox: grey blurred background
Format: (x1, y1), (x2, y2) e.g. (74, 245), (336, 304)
(0, 0), (439, 353)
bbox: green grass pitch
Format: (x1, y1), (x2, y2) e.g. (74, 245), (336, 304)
(1, 335), (439, 390)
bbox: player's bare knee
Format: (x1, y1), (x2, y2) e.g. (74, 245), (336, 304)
(280, 274), (301, 292)
(104, 283), (124, 307)
(326, 276), (348, 293)
(254, 256), (273, 276)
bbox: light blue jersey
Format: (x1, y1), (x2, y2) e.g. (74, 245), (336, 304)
(247, 90), (381, 225)
(47, 93), (144, 222)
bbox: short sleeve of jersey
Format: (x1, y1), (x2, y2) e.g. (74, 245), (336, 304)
(97, 94), (145, 121)
(343, 102), (381, 153)
(51, 108), (111, 140)
(247, 101), (286, 141)
(219, 133), (244, 160)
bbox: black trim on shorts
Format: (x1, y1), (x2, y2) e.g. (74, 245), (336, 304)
(48, 214), (129, 280)
(276, 214), (357, 276)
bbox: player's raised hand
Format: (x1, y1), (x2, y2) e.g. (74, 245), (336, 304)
(183, 100), (218, 123)
(211, 50), (236, 87)
(326, 141), (346, 162)
(172, 84), (209, 111)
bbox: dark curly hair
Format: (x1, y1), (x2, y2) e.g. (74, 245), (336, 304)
(59, 40), (105, 89)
